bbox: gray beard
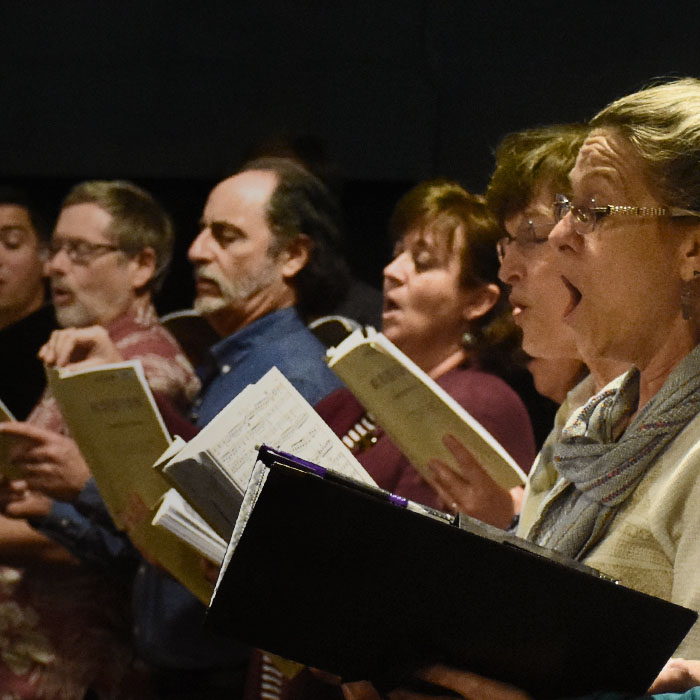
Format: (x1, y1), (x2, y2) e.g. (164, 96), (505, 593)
(54, 302), (97, 329)
(193, 259), (280, 317)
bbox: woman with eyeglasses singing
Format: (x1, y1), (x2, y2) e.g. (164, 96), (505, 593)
(439, 124), (630, 529)
(427, 86), (700, 634)
(422, 125), (599, 531)
(531, 79), (700, 625)
(343, 79), (700, 700)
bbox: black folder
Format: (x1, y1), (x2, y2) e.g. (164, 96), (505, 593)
(207, 446), (697, 699)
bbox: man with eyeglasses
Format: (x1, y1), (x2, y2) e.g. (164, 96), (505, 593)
(0, 180), (200, 697)
(9, 181), (201, 435)
(0, 187), (57, 420)
(0, 179), (201, 512)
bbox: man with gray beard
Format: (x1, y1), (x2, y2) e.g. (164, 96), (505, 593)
(186, 157), (346, 425)
(0, 180), (200, 699)
(130, 157), (348, 699)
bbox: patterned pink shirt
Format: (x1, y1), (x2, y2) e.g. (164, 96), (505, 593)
(27, 305), (200, 433)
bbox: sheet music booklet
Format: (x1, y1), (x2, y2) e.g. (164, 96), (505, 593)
(326, 328), (526, 490)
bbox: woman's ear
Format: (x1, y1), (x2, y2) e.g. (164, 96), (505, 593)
(462, 283), (500, 322)
(280, 234), (312, 280)
(129, 247), (158, 292)
(678, 226), (700, 321)
(679, 226), (700, 282)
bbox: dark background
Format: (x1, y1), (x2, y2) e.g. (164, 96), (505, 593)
(3, 0), (700, 313)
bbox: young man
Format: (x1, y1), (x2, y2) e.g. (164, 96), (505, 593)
(0, 187), (56, 419)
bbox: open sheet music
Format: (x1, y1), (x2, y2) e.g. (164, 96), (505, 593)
(48, 360), (214, 603)
(159, 366), (373, 540)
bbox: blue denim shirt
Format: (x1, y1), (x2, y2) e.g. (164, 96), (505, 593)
(189, 306), (343, 426)
(32, 480), (138, 579)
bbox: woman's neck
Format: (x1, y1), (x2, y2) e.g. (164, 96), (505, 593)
(634, 319), (697, 413)
(585, 356), (631, 394)
(424, 346), (469, 380)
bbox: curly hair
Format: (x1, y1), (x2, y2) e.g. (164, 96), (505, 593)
(239, 157), (350, 320)
(486, 123), (589, 224)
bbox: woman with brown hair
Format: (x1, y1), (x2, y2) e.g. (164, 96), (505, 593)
(316, 179), (536, 517)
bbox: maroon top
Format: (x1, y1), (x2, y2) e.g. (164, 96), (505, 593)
(315, 364), (536, 510)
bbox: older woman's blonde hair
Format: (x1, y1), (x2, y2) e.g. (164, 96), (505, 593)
(591, 77), (700, 210)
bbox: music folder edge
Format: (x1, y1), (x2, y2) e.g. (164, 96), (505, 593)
(206, 445), (697, 699)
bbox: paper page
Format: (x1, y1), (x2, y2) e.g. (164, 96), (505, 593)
(162, 451), (243, 541)
(52, 359), (171, 438)
(201, 367), (374, 489)
(166, 384), (254, 467)
(153, 435), (188, 472)
(47, 360), (172, 525)
(212, 459), (270, 602)
(165, 367), (373, 496)
(327, 328), (526, 490)
(162, 367), (373, 540)
(152, 488), (227, 564)
(128, 506), (214, 604)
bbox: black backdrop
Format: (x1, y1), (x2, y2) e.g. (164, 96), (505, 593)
(3, 0), (700, 311)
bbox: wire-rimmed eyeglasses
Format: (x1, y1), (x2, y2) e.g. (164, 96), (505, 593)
(48, 238), (121, 265)
(553, 193), (700, 236)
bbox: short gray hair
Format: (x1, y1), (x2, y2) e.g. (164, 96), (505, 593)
(62, 180), (174, 292)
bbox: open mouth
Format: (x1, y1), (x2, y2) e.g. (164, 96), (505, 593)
(561, 276), (582, 317)
(51, 287), (73, 305)
(510, 300), (526, 318)
(507, 291), (527, 319)
(382, 298), (399, 314)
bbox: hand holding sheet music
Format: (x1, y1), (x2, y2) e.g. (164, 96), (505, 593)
(424, 433), (520, 528)
(0, 421), (92, 501)
(39, 325), (125, 371)
(326, 328), (526, 490)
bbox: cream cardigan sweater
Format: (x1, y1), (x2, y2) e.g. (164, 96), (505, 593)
(583, 408), (700, 658)
(519, 375), (700, 658)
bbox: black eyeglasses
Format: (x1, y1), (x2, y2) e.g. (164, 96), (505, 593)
(553, 193), (700, 236)
(48, 239), (121, 265)
(496, 220), (555, 263)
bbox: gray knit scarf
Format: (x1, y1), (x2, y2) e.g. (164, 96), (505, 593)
(528, 343), (700, 560)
